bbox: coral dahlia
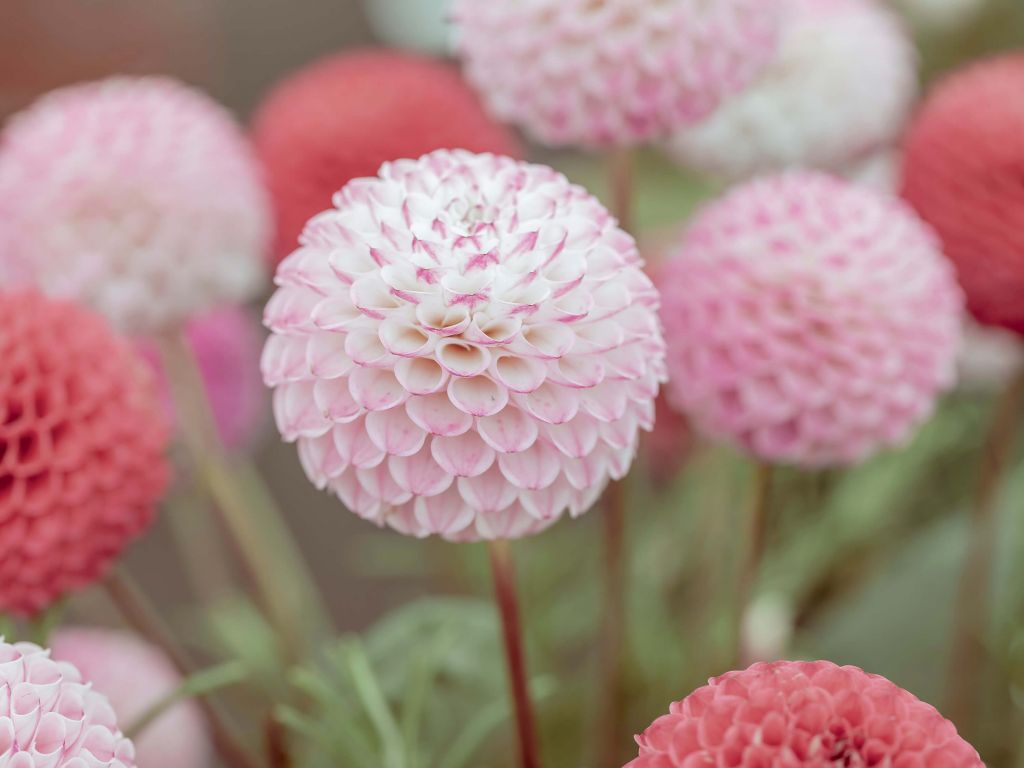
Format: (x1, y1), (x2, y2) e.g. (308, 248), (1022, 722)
(0, 639), (137, 766)
(0, 292), (169, 616)
(251, 50), (522, 264)
(628, 660), (983, 767)
(668, 0), (917, 182)
(659, 172), (962, 467)
(901, 54), (1024, 336)
(0, 76), (270, 332)
(452, 0), (782, 148)
(263, 150), (665, 540)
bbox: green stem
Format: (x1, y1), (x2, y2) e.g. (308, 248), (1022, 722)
(733, 463), (774, 667)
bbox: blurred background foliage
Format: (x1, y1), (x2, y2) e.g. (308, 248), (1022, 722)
(3, 0), (1024, 766)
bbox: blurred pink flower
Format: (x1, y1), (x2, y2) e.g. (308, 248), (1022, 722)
(0, 638), (137, 766)
(51, 628), (210, 768)
(452, 0), (782, 148)
(0, 291), (170, 617)
(263, 149), (665, 540)
(0, 76), (270, 332)
(659, 172), (963, 467)
(137, 306), (267, 452)
(628, 660), (983, 767)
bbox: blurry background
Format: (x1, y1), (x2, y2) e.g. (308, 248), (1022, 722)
(5, 1), (1024, 765)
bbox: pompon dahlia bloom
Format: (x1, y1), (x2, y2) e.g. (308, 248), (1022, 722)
(251, 50), (522, 264)
(137, 306), (267, 452)
(660, 173), (962, 467)
(0, 76), (270, 332)
(628, 660), (983, 767)
(668, 0), (917, 182)
(263, 150), (665, 540)
(902, 54), (1024, 336)
(452, 0), (782, 148)
(51, 629), (209, 768)
(0, 292), (170, 616)
(0, 639), (137, 767)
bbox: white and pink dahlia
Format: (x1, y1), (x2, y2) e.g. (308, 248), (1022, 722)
(668, 0), (917, 183)
(263, 150), (665, 540)
(660, 172), (962, 467)
(0, 639), (136, 767)
(452, 0), (782, 148)
(0, 77), (270, 332)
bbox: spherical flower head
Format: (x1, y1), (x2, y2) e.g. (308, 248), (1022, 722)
(0, 291), (170, 616)
(628, 660), (983, 767)
(0, 638), (137, 766)
(452, 0), (782, 148)
(902, 54), (1024, 336)
(251, 49), (523, 264)
(136, 306), (267, 452)
(50, 628), (209, 768)
(668, 0), (917, 182)
(263, 150), (665, 540)
(0, 76), (270, 332)
(660, 172), (963, 467)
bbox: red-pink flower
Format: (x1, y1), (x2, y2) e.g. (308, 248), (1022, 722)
(629, 660), (982, 767)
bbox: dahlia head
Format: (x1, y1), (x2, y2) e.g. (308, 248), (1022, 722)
(263, 149), (665, 540)
(0, 639), (137, 767)
(628, 660), (983, 767)
(452, 0), (782, 148)
(668, 0), (917, 182)
(137, 306), (267, 452)
(0, 76), (270, 332)
(659, 172), (963, 467)
(901, 54), (1024, 336)
(51, 628), (210, 768)
(0, 291), (170, 616)
(251, 49), (522, 264)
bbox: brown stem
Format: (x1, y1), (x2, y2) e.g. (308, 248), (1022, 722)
(608, 148), (635, 234)
(945, 370), (1024, 735)
(487, 540), (541, 768)
(265, 714), (293, 768)
(156, 330), (332, 662)
(598, 480), (628, 768)
(734, 463), (774, 667)
(104, 568), (264, 768)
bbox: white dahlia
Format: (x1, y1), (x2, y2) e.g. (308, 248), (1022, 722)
(262, 150), (665, 540)
(668, 0), (917, 182)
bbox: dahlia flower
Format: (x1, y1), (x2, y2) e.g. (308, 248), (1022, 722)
(628, 660), (982, 767)
(263, 149), (665, 540)
(659, 172), (962, 467)
(51, 628), (210, 768)
(452, 0), (782, 148)
(667, 0), (916, 182)
(0, 76), (270, 332)
(251, 50), (522, 264)
(0, 639), (137, 767)
(137, 306), (267, 451)
(902, 54), (1024, 336)
(0, 291), (170, 616)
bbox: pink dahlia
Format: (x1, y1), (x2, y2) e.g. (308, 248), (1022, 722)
(0, 76), (270, 332)
(51, 628), (210, 768)
(0, 639), (137, 767)
(137, 306), (267, 452)
(263, 149), (665, 540)
(629, 660), (982, 767)
(0, 291), (170, 616)
(452, 0), (782, 148)
(659, 172), (962, 467)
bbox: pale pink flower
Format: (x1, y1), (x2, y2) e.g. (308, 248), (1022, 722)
(0, 76), (270, 332)
(263, 150), (665, 540)
(0, 638), (137, 767)
(629, 660), (983, 767)
(51, 628), (210, 768)
(659, 172), (962, 467)
(452, 0), (782, 148)
(668, 0), (917, 182)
